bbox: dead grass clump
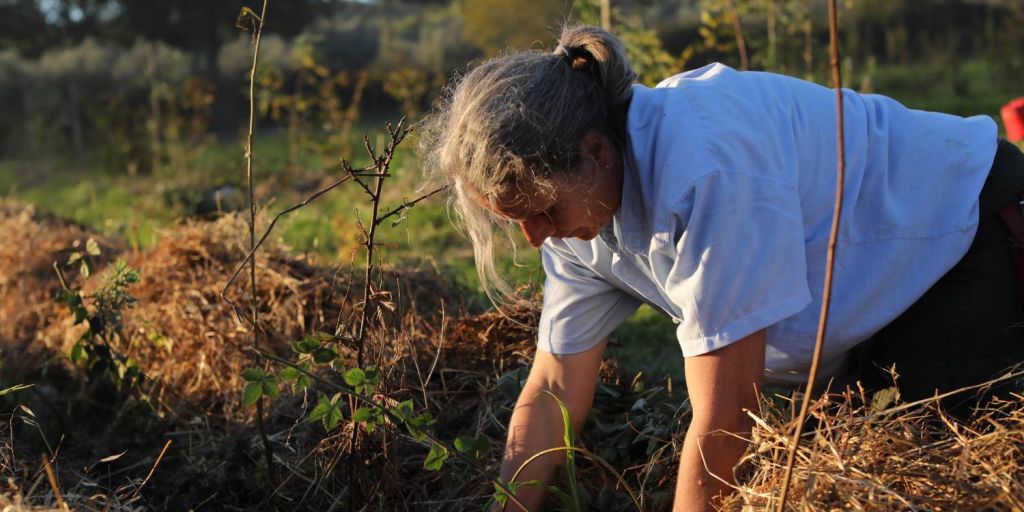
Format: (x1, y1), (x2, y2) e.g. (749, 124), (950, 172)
(91, 213), (457, 419)
(442, 302), (539, 371)
(726, 385), (1024, 511)
(0, 200), (121, 379)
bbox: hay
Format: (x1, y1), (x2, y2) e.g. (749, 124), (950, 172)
(724, 386), (1024, 511)
(0, 200), (120, 369)
(3, 200), (1024, 511)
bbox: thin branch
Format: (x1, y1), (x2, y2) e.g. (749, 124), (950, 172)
(131, 439), (172, 500)
(724, 0), (749, 71)
(776, 1), (845, 509)
(355, 118), (409, 366)
(221, 173), (355, 321)
(242, 0), (276, 485)
(41, 455), (67, 512)
(375, 185), (449, 228)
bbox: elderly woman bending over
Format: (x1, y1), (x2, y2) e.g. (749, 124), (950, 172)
(422, 25), (1024, 511)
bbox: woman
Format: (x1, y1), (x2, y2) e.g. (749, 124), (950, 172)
(422, 25), (1024, 511)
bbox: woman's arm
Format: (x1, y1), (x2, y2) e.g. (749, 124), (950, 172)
(495, 340), (607, 512)
(674, 330), (766, 511)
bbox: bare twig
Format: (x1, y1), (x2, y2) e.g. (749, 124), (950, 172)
(240, 0), (276, 485)
(132, 439), (172, 500)
(41, 455), (67, 512)
(354, 118), (410, 366)
(724, 0), (749, 71)
(375, 185), (449, 228)
(776, 0), (845, 509)
(221, 173), (355, 320)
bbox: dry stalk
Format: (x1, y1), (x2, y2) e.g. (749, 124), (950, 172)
(724, 0), (749, 71)
(776, 0), (846, 509)
(240, 0), (277, 485)
(41, 455), (68, 512)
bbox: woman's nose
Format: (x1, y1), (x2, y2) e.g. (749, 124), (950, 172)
(519, 216), (555, 247)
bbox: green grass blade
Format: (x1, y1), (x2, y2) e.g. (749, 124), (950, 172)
(539, 390), (580, 512)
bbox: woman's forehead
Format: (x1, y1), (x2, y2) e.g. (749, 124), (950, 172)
(464, 180), (553, 220)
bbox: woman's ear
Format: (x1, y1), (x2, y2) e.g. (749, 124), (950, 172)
(578, 130), (609, 177)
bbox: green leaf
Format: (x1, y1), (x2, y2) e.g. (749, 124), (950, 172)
(309, 393), (343, 431)
(324, 403), (343, 430)
(242, 381), (263, 407)
(293, 335), (320, 354)
(352, 407), (372, 422)
(261, 377), (280, 399)
(423, 443), (448, 471)
(392, 400), (415, 420)
(364, 365), (381, 385)
(279, 367), (299, 381)
(352, 407), (381, 432)
(312, 347), (337, 364)
(308, 393), (331, 422)
(85, 238), (101, 256)
(241, 367), (265, 382)
(454, 435), (490, 460)
(295, 374), (311, 391)
(405, 413), (435, 442)
(540, 390), (580, 509)
(70, 341), (84, 364)
(343, 367), (366, 387)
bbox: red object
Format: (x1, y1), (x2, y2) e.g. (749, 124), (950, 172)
(1002, 97), (1024, 142)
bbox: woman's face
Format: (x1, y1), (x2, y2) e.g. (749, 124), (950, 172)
(472, 131), (623, 248)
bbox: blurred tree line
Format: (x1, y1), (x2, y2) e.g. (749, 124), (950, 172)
(0, 0), (1021, 174)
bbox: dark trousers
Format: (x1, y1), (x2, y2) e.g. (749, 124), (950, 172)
(856, 140), (1024, 407)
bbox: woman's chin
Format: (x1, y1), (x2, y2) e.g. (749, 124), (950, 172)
(573, 228), (599, 241)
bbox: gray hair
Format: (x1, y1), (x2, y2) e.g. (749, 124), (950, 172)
(421, 25), (637, 306)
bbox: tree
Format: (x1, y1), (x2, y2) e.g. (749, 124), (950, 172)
(461, 0), (566, 56)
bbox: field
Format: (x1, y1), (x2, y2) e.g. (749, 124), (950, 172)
(3, 1), (1024, 510)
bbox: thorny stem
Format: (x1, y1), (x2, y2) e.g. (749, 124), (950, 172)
(242, 0), (276, 485)
(776, 0), (845, 509)
(254, 349), (535, 512)
(353, 118), (408, 367)
(374, 185), (449, 228)
(346, 118), (407, 509)
(221, 173), (355, 322)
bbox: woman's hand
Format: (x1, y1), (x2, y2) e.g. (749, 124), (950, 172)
(495, 340), (607, 512)
(674, 330), (766, 511)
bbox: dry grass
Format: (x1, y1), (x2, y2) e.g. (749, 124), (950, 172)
(725, 383), (1024, 511)
(2, 198), (1023, 511)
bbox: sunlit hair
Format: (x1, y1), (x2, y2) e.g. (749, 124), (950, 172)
(420, 25), (637, 307)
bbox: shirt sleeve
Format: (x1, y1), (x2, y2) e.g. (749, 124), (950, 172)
(660, 171), (811, 357)
(537, 242), (642, 354)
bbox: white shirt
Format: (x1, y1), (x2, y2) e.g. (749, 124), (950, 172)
(536, 63), (999, 384)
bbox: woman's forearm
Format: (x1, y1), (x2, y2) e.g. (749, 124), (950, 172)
(493, 343), (605, 511)
(674, 418), (752, 511)
(494, 381), (572, 511)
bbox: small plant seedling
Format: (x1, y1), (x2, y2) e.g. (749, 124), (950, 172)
(54, 253), (145, 392)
